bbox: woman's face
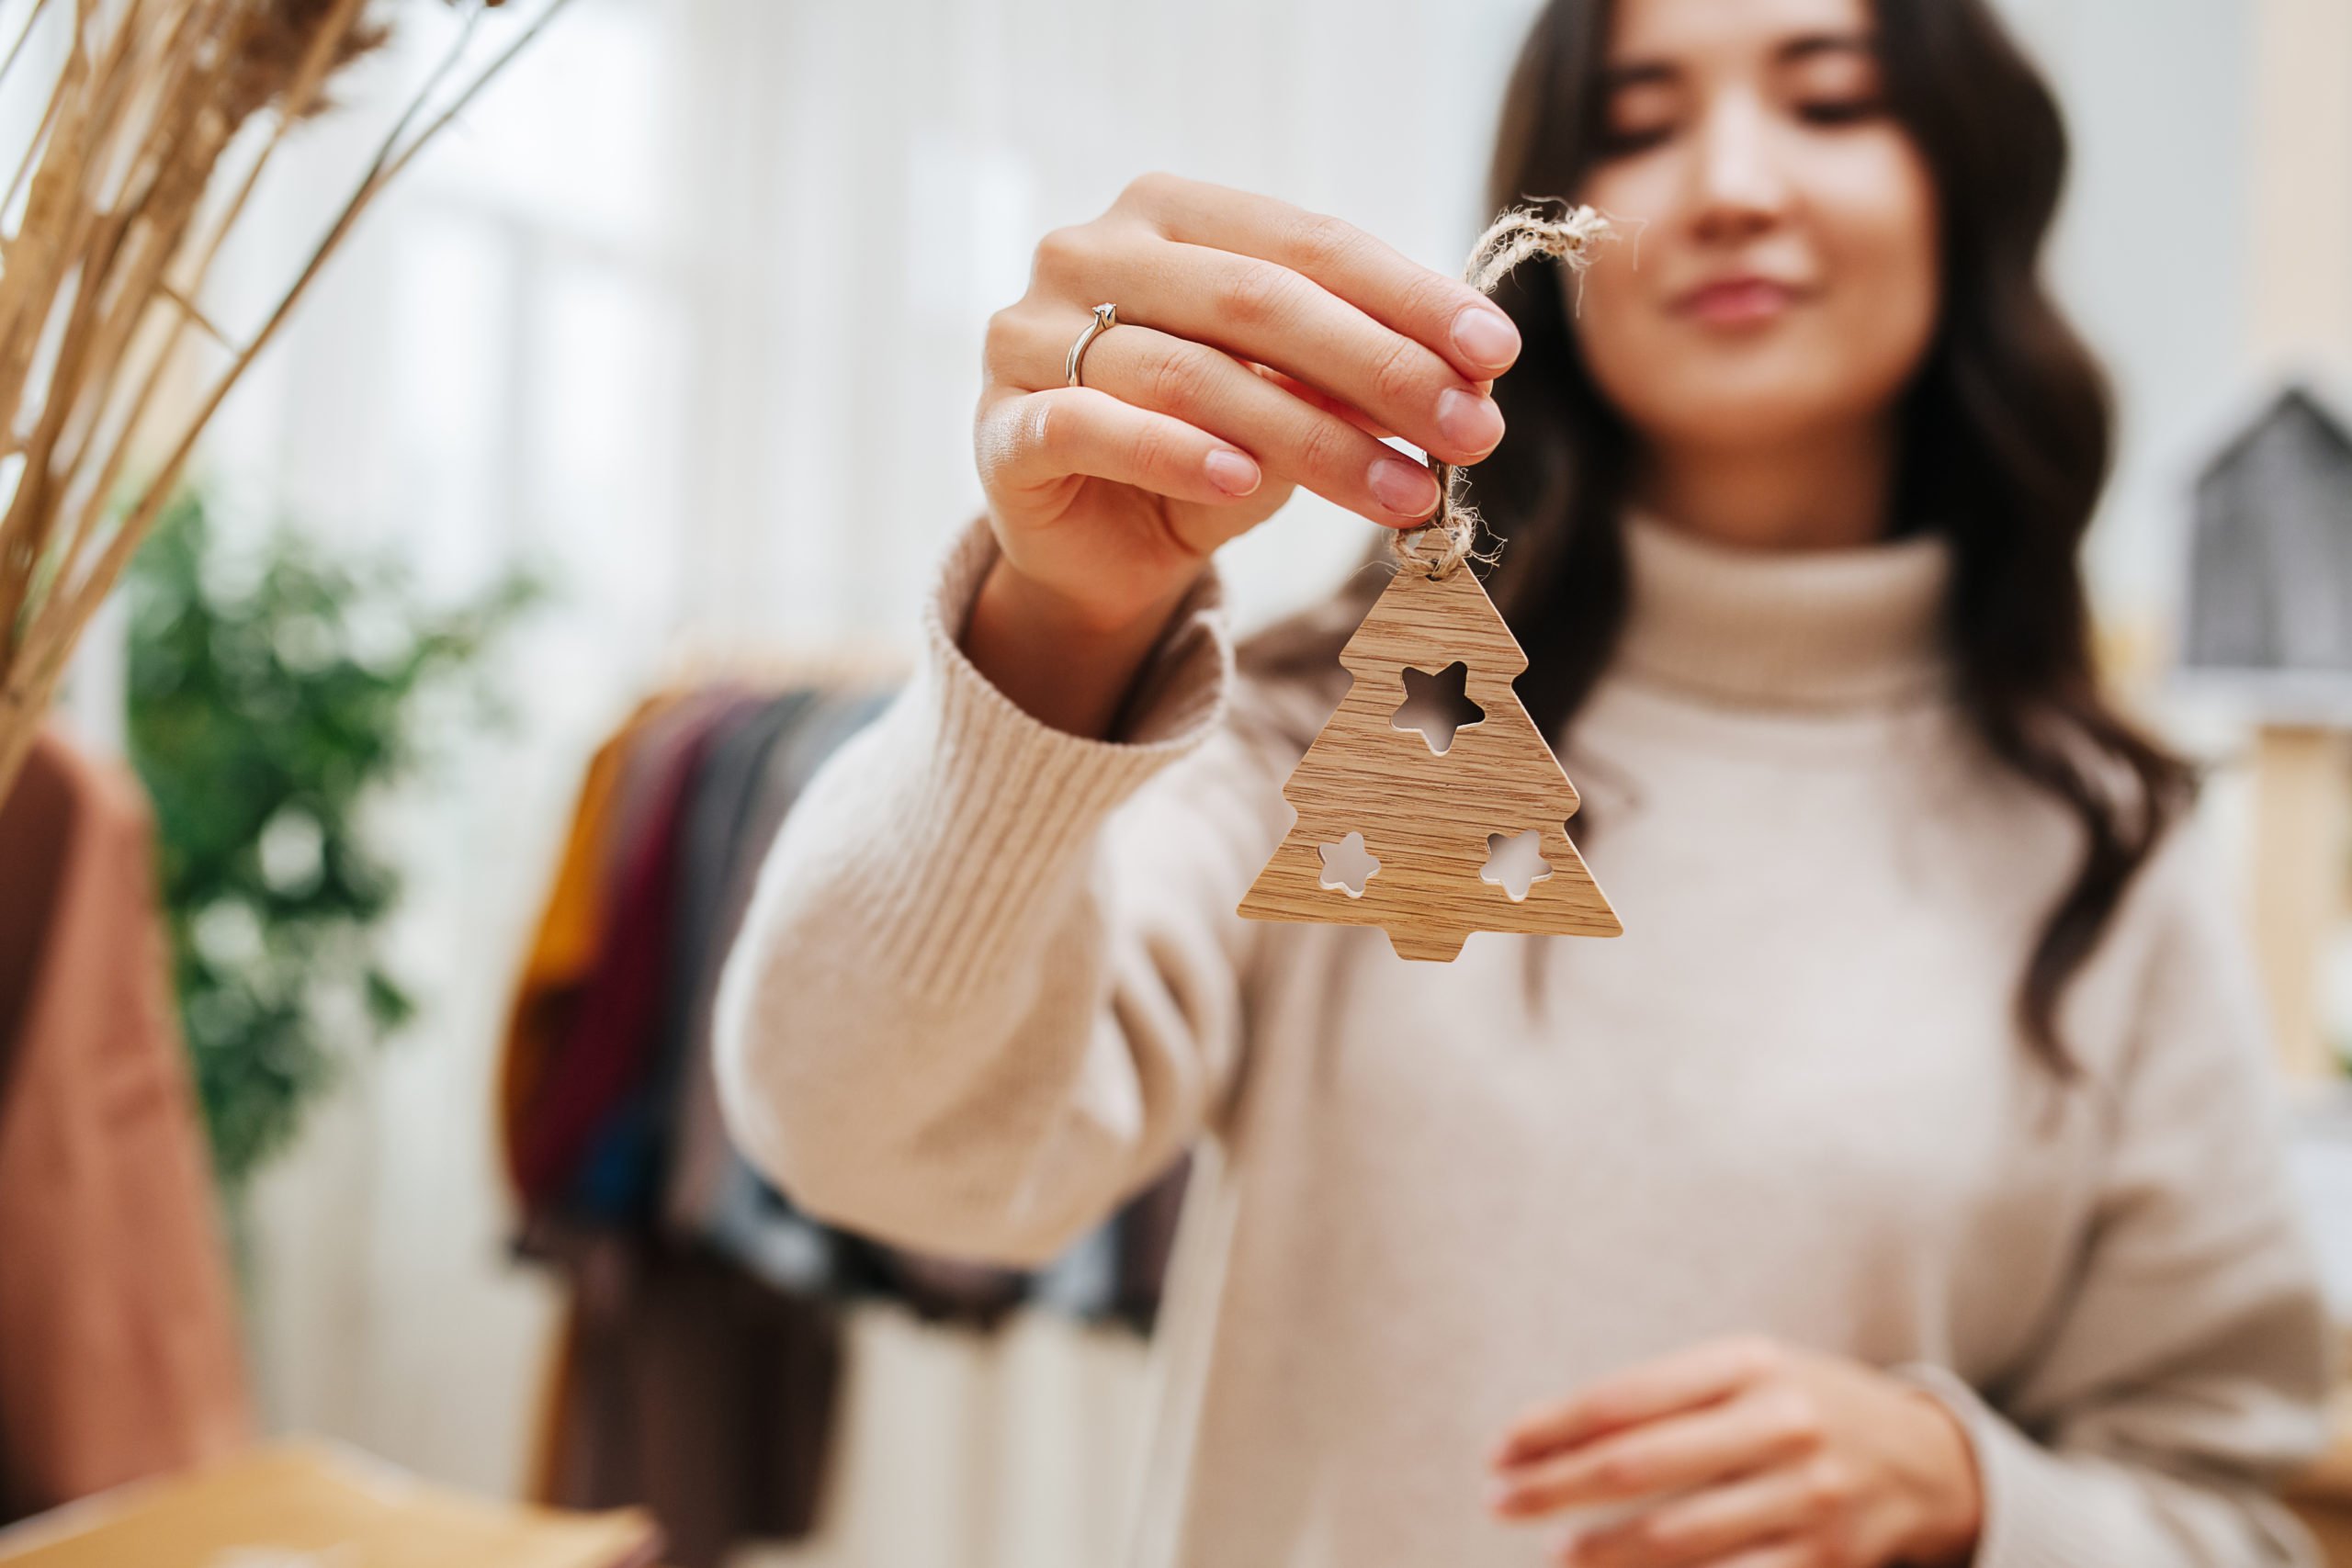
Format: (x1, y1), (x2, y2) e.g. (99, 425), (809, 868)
(1570, 0), (1940, 452)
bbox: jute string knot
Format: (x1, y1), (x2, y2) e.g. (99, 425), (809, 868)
(1394, 201), (1621, 581)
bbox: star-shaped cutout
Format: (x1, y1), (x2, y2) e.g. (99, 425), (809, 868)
(1317, 830), (1380, 897)
(1480, 828), (1552, 901)
(1392, 660), (1485, 755)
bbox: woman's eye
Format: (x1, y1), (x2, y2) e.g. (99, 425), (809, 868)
(1594, 121), (1673, 157)
(1796, 96), (1884, 126)
(1595, 78), (1679, 158)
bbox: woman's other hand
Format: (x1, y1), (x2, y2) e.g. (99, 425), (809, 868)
(1486, 1334), (1984, 1567)
(964, 171), (1520, 738)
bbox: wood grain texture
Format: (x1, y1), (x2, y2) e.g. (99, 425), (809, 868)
(2251, 724), (2347, 1077)
(1238, 560), (1621, 961)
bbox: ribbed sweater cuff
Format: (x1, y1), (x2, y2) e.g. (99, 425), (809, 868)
(1888, 1360), (2124, 1567)
(865, 513), (1235, 1001)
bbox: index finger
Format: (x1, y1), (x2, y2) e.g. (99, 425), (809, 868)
(1125, 172), (1522, 381)
(1488, 1336), (1786, 1471)
(1249, 365), (1493, 436)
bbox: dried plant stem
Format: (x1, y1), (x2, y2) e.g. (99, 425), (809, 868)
(0, 0), (568, 805)
(0, 0), (57, 95)
(40, 0), (368, 600)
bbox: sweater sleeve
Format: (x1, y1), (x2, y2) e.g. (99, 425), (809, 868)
(711, 513), (1292, 1267)
(1891, 823), (2339, 1568)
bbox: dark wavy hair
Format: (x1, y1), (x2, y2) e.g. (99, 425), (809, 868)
(1245, 0), (2192, 1080)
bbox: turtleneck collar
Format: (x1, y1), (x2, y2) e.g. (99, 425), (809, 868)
(1610, 508), (1952, 712)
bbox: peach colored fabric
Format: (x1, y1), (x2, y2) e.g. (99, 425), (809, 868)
(0, 728), (250, 1520)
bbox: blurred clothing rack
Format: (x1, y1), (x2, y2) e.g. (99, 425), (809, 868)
(499, 660), (1190, 1567)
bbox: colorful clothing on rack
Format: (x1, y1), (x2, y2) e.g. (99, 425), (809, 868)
(501, 677), (1191, 1564)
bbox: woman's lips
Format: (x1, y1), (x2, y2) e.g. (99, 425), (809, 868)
(1673, 276), (1800, 326)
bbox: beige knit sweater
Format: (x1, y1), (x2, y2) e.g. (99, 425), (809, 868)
(715, 507), (2337, 1567)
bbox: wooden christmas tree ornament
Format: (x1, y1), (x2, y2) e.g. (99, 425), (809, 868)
(1238, 204), (1624, 961)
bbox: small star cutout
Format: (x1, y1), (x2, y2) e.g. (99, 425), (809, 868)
(1317, 831), (1381, 897)
(1480, 828), (1553, 901)
(1392, 661), (1485, 755)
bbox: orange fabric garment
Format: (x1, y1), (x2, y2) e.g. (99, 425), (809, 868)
(499, 694), (674, 1196)
(0, 728), (251, 1520)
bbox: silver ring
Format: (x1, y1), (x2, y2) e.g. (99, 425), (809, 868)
(1065, 302), (1119, 387)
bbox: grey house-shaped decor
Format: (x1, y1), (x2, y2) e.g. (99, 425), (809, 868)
(2173, 377), (2352, 1082)
(2182, 383), (2352, 721)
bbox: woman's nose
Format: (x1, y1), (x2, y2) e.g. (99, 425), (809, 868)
(1685, 94), (1788, 243)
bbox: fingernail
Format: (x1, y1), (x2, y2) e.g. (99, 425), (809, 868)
(1370, 455), (1438, 517)
(1452, 304), (1521, 370)
(1205, 448), (1261, 496)
(1437, 387), (1504, 454)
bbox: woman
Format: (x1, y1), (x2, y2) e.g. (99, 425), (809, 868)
(715, 0), (2336, 1563)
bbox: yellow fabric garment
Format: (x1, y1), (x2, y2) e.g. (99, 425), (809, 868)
(498, 694), (674, 1198)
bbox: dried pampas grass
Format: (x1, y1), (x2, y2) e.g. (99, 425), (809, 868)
(0, 0), (567, 805)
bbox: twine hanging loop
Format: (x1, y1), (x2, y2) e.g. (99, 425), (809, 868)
(1396, 202), (1620, 580)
